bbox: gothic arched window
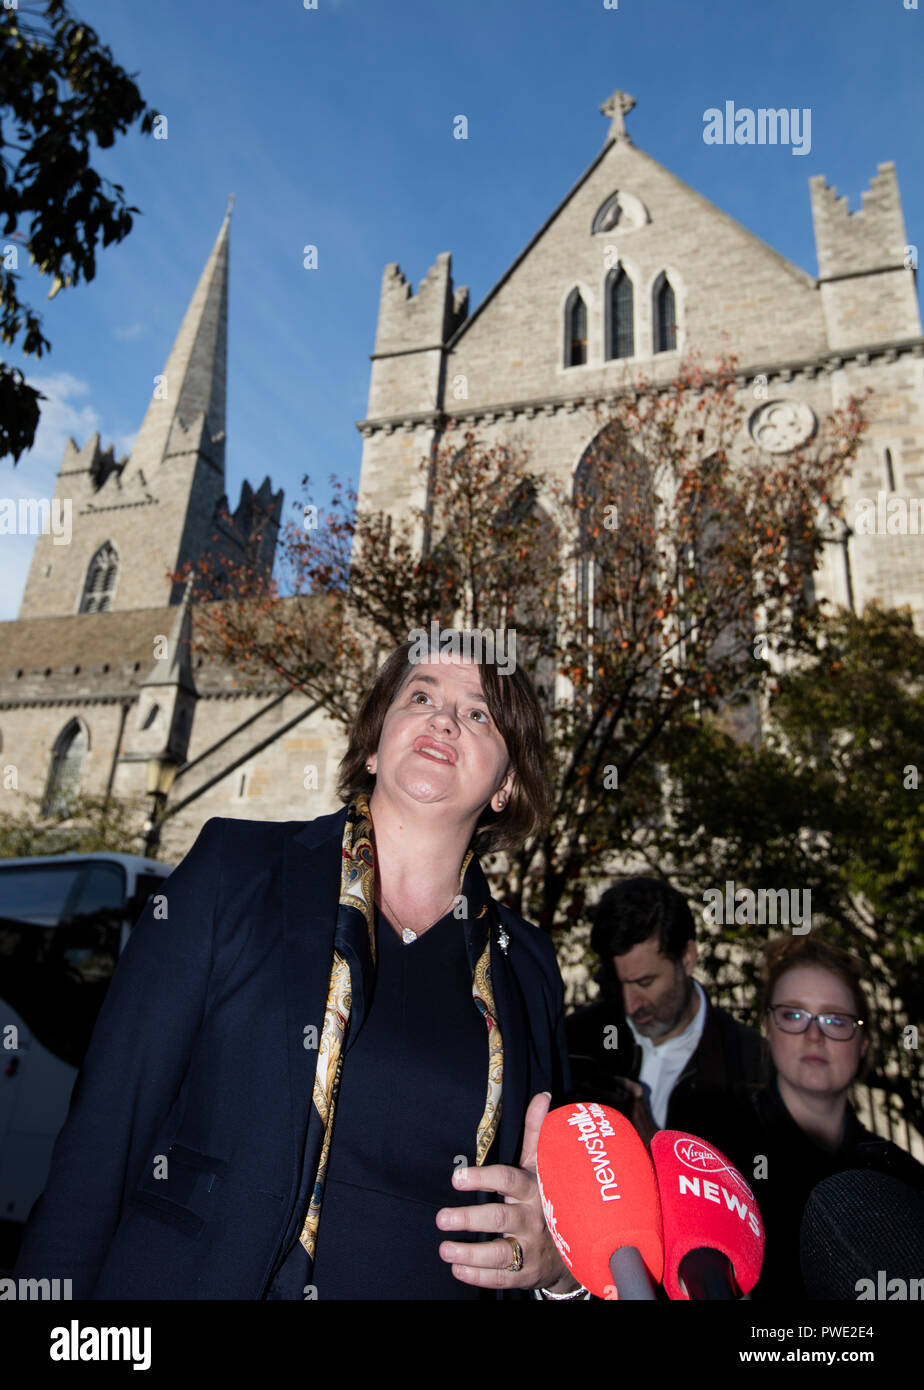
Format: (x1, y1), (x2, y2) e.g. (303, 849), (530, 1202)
(653, 275), (676, 353)
(42, 719), (88, 815)
(573, 427), (661, 697)
(491, 482), (560, 709)
(565, 290), (588, 366)
(607, 267), (634, 360)
(884, 448), (897, 492)
(80, 543), (119, 613)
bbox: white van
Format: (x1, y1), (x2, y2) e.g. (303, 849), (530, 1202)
(0, 852), (172, 1267)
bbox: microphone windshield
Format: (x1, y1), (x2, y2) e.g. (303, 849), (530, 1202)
(800, 1169), (924, 1300)
(536, 1101), (663, 1298)
(651, 1130), (765, 1299)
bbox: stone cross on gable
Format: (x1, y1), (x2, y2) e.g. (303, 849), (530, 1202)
(601, 89), (636, 142)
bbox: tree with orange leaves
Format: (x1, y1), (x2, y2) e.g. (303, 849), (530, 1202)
(178, 352), (868, 937)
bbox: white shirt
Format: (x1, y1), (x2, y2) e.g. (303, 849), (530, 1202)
(627, 979), (708, 1128)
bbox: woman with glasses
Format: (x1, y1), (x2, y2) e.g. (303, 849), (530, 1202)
(712, 936), (923, 1300)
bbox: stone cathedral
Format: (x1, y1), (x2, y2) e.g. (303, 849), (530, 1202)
(1, 207), (342, 860)
(1, 91), (921, 864)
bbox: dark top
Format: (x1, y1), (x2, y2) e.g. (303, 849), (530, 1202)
(270, 906), (493, 1299)
(13, 809), (570, 1300)
(565, 989), (767, 1144)
(709, 1080), (924, 1301)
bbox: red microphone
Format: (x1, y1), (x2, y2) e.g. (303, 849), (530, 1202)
(650, 1131), (765, 1299)
(536, 1101), (663, 1299)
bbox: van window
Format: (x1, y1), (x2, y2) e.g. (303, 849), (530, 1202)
(0, 861), (126, 1066)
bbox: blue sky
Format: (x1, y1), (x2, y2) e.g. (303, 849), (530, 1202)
(2, 0), (921, 618)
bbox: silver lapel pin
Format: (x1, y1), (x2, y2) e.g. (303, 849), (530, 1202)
(497, 926), (510, 955)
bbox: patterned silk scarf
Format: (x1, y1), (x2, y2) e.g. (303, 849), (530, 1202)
(298, 792), (504, 1258)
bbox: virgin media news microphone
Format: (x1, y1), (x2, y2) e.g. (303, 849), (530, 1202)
(536, 1101), (663, 1299)
(650, 1131), (765, 1300)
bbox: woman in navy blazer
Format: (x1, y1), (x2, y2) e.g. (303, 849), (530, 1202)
(14, 636), (577, 1299)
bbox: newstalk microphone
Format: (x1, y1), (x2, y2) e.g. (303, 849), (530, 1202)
(650, 1130), (765, 1299)
(536, 1101), (663, 1299)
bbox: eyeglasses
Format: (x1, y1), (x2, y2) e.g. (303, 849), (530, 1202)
(767, 1006), (864, 1041)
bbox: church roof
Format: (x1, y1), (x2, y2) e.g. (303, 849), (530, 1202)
(446, 95), (815, 351)
(0, 594), (329, 706)
(0, 605), (244, 704)
(0, 608), (173, 703)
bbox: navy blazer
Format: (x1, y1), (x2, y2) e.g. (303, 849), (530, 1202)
(14, 807), (570, 1299)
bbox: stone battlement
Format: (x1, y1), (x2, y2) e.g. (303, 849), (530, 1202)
(810, 163), (909, 279)
(373, 252), (468, 356)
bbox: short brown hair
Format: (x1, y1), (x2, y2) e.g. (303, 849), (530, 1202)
(762, 935), (868, 1025)
(337, 636), (551, 854)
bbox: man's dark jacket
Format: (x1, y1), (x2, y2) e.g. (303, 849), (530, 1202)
(14, 807), (570, 1299)
(565, 988), (767, 1138)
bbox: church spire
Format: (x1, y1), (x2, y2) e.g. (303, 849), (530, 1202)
(127, 207), (231, 482)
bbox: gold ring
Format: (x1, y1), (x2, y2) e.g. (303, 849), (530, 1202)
(504, 1236), (524, 1273)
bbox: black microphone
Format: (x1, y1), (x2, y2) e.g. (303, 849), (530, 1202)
(800, 1169), (924, 1300)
